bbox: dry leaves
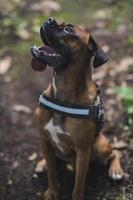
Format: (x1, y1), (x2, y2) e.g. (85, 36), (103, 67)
(17, 29), (30, 40)
(7, 179), (13, 185)
(35, 159), (47, 173)
(112, 137), (128, 150)
(102, 44), (110, 53)
(12, 104), (31, 114)
(33, 173), (38, 178)
(30, 0), (62, 14)
(12, 160), (20, 169)
(66, 164), (74, 172)
(0, 56), (12, 75)
(28, 153), (37, 161)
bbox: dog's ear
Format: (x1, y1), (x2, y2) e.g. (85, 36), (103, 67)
(88, 36), (109, 68)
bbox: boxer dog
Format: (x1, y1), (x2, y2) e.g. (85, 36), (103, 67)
(30, 18), (124, 200)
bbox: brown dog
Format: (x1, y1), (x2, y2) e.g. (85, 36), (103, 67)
(30, 18), (124, 200)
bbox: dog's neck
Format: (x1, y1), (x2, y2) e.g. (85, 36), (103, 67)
(51, 57), (97, 104)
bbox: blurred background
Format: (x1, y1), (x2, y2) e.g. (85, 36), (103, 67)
(0, 0), (133, 200)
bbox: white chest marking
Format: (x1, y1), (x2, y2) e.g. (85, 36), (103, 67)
(52, 77), (57, 96)
(44, 118), (70, 151)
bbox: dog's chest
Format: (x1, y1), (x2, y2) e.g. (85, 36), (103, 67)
(44, 115), (72, 152)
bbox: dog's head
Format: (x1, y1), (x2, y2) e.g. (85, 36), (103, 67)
(30, 17), (109, 71)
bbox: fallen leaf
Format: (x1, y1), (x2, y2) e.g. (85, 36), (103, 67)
(17, 29), (30, 40)
(112, 137), (127, 150)
(36, 192), (41, 196)
(0, 56), (12, 75)
(30, 0), (61, 14)
(66, 164), (74, 172)
(12, 104), (31, 114)
(28, 153), (37, 161)
(33, 173), (38, 178)
(105, 88), (114, 95)
(12, 161), (19, 169)
(35, 159), (47, 173)
(102, 44), (110, 53)
(94, 8), (112, 19)
(7, 179), (13, 185)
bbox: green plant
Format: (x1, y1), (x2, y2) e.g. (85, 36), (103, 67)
(115, 86), (133, 129)
(115, 87), (133, 114)
(115, 195), (125, 200)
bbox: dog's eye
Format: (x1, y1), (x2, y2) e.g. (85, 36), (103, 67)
(64, 26), (73, 34)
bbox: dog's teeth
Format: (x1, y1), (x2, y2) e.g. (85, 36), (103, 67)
(42, 51), (59, 57)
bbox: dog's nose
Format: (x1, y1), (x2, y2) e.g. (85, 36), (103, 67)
(46, 17), (57, 27)
(48, 17), (54, 23)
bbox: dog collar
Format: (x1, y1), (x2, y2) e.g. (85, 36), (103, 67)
(38, 93), (104, 122)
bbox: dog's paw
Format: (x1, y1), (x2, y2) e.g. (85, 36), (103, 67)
(109, 163), (124, 181)
(72, 191), (84, 200)
(43, 189), (58, 200)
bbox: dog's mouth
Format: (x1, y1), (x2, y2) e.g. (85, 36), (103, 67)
(30, 44), (61, 71)
(30, 19), (65, 71)
(30, 37), (63, 71)
(30, 18), (73, 71)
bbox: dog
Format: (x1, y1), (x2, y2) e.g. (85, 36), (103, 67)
(30, 18), (125, 200)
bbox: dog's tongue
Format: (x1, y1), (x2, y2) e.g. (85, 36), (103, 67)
(30, 45), (57, 71)
(31, 58), (46, 71)
(31, 47), (47, 71)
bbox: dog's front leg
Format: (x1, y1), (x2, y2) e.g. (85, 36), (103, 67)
(73, 148), (91, 200)
(40, 134), (59, 200)
(34, 107), (59, 200)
